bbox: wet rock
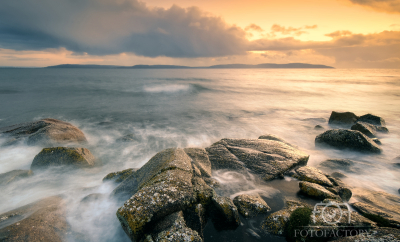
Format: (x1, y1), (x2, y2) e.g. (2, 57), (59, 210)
(328, 111), (359, 126)
(351, 187), (400, 228)
(294, 166), (333, 187)
(351, 121), (388, 138)
(116, 134), (138, 142)
(192, 177), (215, 206)
(338, 187), (352, 202)
(80, 193), (105, 204)
(0, 196), (69, 242)
(332, 228), (400, 242)
(258, 134), (297, 148)
(202, 177), (219, 188)
(357, 114), (386, 127)
(184, 148), (212, 178)
(232, 194), (271, 218)
(31, 147), (96, 170)
(299, 181), (340, 200)
(206, 138), (309, 181)
(261, 200), (310, 236)
(183, 204), (207, 238)
(330, 172), (347, 178)
(372, 138), (382, 145)
(0, 169), (33, 186)
(315, 129), (382, 153)
(103, 168), (138, 184)
(145, 211), (202, 242)
(319, 159), (355, 172)
(314, 125), (324, 130)
(211, 195), (240, 230)
(351, 202), (400, 228)
(0, 118), (87, 146)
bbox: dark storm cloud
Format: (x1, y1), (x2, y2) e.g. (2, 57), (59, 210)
(0, 0), (248, 57)
(348, 0), (400, 13)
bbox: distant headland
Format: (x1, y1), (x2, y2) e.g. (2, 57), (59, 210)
(45, 63), (334, 69)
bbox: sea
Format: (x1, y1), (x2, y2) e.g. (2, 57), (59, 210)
(0, 68), (399, 241)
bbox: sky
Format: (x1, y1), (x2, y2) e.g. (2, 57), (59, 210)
(0, 0), (399, 68)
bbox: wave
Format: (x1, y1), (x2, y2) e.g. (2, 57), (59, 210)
(143, 83), (210, 94)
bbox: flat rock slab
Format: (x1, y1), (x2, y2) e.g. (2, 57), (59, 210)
(299, 181), (340, 200)
(233, 194), (271, 218)
(31, 147), (96, 170)
(294, 166), (333, 187)
(0, 196), (69, 242)
(315, 129), (382, 153)
(0, 118), (87, 146)
(206, 138), (309, 181)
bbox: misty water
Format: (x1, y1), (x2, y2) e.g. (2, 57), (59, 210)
(0, 68), (400, 241)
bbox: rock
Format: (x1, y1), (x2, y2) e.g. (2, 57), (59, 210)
(330, 172), (346, 178)
(80, 193), (105, 204)
(258, 134), (297, 148)
(357, 114), (386, 127)
(261, 200), (310, 236)
(399, 188), (400, 194)
(299, 181), (340, 200)
(351, 121), (388, 138)
(338, 187), (352, 201)
(314, 125), (324, 130)
(206, 138), (309, 181)
(31, 147), (96, 170)
(332, 228), (400, 242)
(319, 159), (355, 172)
(328, 111), (359, 126)
(184, 148), (212, 178)
(202, 177), (219, 188)
(315, 129), (382, 153)
(211, 195), (240, 230)
(0, 169), (33, 186)
(232, 194), (271, 218)
(0, 118), (87, 146)
(351, 187), (400, 228)
(285, 207), (313, 241)
(183, 204), (207, 238)
(351, 202), (400, 228)
(0, 196), (69, 242)
(116, 134), (138, 142)
(372, 138), (382, 145)
(103, 168), (138, 184)
(293, 166), (333, 187)
(144, 211), (202, 242)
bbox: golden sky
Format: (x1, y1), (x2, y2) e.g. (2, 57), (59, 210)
(0, 0), (399, 68)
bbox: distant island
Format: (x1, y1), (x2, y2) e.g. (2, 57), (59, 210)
(45, 63), (334, 69)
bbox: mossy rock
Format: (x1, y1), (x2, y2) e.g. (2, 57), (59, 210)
(31, 147), (96, 170)
(232, 194), (271, 218)
(103, 168), (138, 184)
(285, 207), (313, 242)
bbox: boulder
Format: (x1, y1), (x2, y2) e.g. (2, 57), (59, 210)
(31, 147), (96, 170)
(351, 187), (400, 228)
(184, 148), (212, 178)
(205, 138), (309, 181)
(357, 114), (386, 127)
(330, 172), (346, 178)
(232, 194), (271, 218)
(293, 166), (333, 187)
(0, 118), (87, 146)
(315, 129), (382, 153)
(0, 196), (69, 242)
(351, 121), (388, 138)
(210, 195), (240, 230)
(261, 200), (310, 236)
(103, 168), (138, 184)
(319, 159), (355, 172)
(258, 134), (297, 148)
(0, 169), (33, 186)
(332, 228), (400, 242)
(299, 181), (340, 200)
(328, 111), (359, 126)
(314, 125), (324, 130)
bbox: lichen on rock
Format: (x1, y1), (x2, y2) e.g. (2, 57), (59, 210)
(232, 194), (271, 218)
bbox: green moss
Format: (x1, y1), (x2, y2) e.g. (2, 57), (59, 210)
(363, 213), (392, 227)
(285, 207), (312, 242)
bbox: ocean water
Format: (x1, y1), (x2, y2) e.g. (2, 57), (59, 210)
(0, 68), (400, 241)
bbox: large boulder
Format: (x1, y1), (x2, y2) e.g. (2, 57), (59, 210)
(293, 166), (333, 187)
(0, 169), (33, 186)
(351, 121), (388, 138)
(0, 196), (69, 242)
(205, 138), (309, 181)
(31, 147), (96, 170)
(0, 118), (87, 146)
(232, 194), (271, 218)
(328, 111), (359, 126)
(315, 129), (382, 153)
(357, 114), (386, 127)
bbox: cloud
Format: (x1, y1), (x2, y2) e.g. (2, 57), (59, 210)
(269, 24), (318, 36)
(0, 0), (248, 58)
(348, 0), (400, 13)
(245, 24), (264, 32)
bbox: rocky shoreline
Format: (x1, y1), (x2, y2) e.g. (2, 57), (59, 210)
(0, 111), (399, 242)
